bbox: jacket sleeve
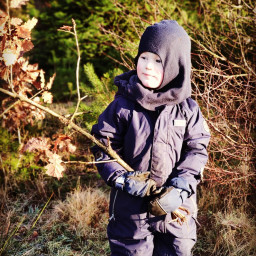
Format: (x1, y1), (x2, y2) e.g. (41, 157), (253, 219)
(91, 97), (131, 185)
(171, 100), (211, 194)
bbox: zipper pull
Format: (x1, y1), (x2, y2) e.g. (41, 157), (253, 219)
(109, 214), (115, 222)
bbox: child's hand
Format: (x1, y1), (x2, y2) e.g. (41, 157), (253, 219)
(114, 171), (157, 197)
(148, 186), (188, 216)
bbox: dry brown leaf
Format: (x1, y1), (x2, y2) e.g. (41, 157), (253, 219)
(0, 12), (8, 35)
(0, 10), (7, 19)
(28, 63), (39, 70)
(59, 25), (72, 31)
(58, 140), (77, 153)
(21, 40), (34, 52)
(18, 57), (28, 70)
(11, 18), (23, 26)
(46, 73), (56, 90)
(45, 153), (66, 180)
(1, 34), (6, 52)
(31, 108), (45, 121)
(40, 69), (45, 88)
(3, 48), (18, 66)
(16, 26), (31, 39)
(10, 0), (29, 8)
(22, 17), (38, 31)
(53, 135), (71, 152)
(21, 137), (50, 153)
(42, 91), (53, 104)
(23, 71), (40, 84)
(0, 66), (9, 81)
(0, 10), (7, 27)
(67, 143), (77, 153)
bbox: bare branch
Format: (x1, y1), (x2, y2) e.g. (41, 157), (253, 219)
(64, 159), (118, 165)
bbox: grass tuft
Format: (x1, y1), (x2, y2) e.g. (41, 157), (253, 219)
(213, 210), (256, 256)
(52, 187), (109, 237)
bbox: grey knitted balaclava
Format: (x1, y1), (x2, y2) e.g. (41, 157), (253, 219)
(135, 20), (191, 91)
(114, 20), (192, 111)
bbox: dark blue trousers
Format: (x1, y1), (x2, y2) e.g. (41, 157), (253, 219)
(109, 232), (195, 256)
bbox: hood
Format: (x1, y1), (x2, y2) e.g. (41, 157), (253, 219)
(114, 20), (192, 111)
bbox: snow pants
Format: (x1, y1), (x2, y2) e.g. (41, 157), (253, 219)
(109, 232), (195, 256)
(107, 189), (198, 256)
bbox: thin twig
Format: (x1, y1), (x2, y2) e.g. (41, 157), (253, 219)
(192, 69), (248, 78)
(69, 19), (81, 123)
(64, 159), (118, 165)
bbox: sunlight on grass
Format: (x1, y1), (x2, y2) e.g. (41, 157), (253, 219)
(52, 187), (109, 236)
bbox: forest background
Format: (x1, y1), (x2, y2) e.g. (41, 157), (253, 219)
(0, 0), (255, 255)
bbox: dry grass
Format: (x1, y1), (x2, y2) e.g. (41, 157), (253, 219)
(213, 210), (256, 256)
(51, 186), (109, 237)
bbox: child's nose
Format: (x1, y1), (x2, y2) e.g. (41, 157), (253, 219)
(146, 61), (153, 69)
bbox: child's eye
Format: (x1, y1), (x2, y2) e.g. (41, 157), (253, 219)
(156, 59), (162, 63)
(141, 56), (146, 60)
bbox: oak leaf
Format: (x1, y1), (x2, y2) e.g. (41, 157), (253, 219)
(11, 18), (23, 26)
(56, 137), (77, 153)
(10, 0), (29, 8)
(46, 73), (56, 90)
(0, 11), (7, 35)
(45, 153), (66, 180)
(3, 48), (18, 66)
(22, 17), (38, 31)
(21, 137), (50, 153)
(16, 26), (31, 39)
(42, 91), (53, 104)
(21, 40), (34, 52)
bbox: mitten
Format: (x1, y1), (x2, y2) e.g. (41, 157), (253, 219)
(148, 186), (188, 216)
(114, 171), (157, 197)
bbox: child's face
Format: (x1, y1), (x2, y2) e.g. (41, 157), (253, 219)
(137, 52), (164, 89)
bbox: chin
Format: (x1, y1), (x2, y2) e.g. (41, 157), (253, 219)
(143, 83), (159, 89)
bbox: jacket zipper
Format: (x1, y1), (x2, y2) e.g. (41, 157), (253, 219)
(149, 109), (164, 176)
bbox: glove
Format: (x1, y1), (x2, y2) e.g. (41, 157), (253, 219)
(148, 177), (191, 217)
(114, 171), (157, 197)
(169, 177), (193, 196)
(149, 186), (188, 216)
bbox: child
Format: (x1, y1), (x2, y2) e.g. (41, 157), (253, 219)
(91, 20), (210, 256)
